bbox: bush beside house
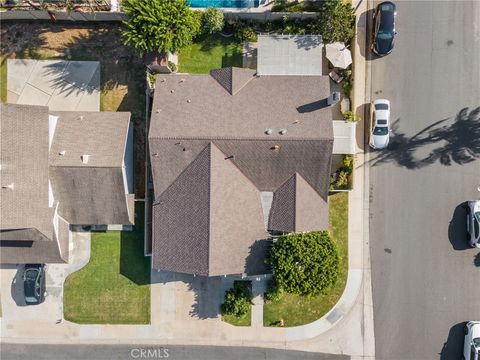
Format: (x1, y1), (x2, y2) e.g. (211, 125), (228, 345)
(269, 231), (339, 298)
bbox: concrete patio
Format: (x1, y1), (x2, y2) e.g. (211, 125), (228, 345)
(6, 59), (100, 111)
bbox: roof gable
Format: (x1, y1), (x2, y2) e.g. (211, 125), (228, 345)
(210, 67), (256, 95)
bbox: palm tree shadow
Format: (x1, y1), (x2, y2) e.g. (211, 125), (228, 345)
(369, 107), (480, 169)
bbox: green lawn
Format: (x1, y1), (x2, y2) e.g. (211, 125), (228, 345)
(178, 34), (243, 74)
(263, 192), (349, 327)
(64, 204), (151, 324)
(222, 307), (252, 327)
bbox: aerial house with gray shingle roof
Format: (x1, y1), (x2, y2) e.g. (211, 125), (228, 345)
(149, 67), (334, 277)
(0, 103), (134, 264)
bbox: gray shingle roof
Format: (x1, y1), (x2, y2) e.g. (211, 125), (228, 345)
(269, 173), (329, 233)
(152, 143), (268, 276)
(150, 70), (333, 140)
(149, 68), (333, 275)
(0, 104), (133, 264)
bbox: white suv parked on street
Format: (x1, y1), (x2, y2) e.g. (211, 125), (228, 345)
(464, 321), (480, 360)
(369, 99), (391, 150)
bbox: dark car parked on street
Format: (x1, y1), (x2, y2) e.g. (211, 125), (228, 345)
(372, 1), (397, 56)
(23, 264), (47, 305)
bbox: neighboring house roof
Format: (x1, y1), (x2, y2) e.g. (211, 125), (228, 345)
(149, 68), (333, 276)
(0, 104), (133, 264)
(257, 35), (323, 76)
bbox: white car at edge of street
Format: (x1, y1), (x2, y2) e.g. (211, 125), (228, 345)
(369, 99), (391, 150)
(466, 200), (480, 248)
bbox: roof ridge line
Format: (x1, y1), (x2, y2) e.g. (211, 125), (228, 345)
(149, 136), (334, 141)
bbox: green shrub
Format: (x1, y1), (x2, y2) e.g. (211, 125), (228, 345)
(342, 154), (354, 171)
(168, 61), (177, 73)
(313, 0), (356, 44)
(122, 0), (201, 55)
(221, 281), (252, 317)
(265, 279), (284, 302)
(269, 232), (339, 297)
(335, 170), (349, 189)
(203, 7), (224, 34)
(342, 111), (356, 122)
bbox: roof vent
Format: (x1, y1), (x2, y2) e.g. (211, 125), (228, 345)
(59, 150), (66, 156)
(270, 145), (280, 150)
(81, 154), (90, 164)
(293, 119), (300, 124)
(279, 129), (287, 135)
(161, 78), (166, 82)
(171, 89), (175, 93)
(187, 99), (191, 103)
(2, 183), (14, 190)
(78, 115), (84, 120)
(155, 109), (160, 113)
(265, 128), (273, 135)
(180, 78), (186, 83)
(225, 155), (235, 160)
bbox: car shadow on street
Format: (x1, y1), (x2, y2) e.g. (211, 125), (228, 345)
(448, 203), (470, 251)
(474, 252), (480, 267)
(10, 265), (27, 307)
(439, 322), (466, 360)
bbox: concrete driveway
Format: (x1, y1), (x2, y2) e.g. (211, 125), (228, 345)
(6, 59), (100, 111)
(0, 232), (90, 326)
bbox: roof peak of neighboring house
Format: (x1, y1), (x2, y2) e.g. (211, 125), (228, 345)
(209, 67), (256, 95)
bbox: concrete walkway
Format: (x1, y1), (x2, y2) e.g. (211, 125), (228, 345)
(7, 59), (100, 111)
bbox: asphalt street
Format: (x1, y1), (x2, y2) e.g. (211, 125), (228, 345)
(368, 1), (480, 360)
(0, 344), (349, 360)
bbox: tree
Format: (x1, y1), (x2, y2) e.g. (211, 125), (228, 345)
(269, 231), (339, 297)
(202, 7), (224, 34)
(122, 0), (201, 55)
(315, 0), (356, 44)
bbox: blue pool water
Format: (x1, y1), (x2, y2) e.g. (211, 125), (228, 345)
(188, 0), (259, 8)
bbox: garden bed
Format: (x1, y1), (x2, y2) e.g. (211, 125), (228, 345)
(221, 280), (252, 327)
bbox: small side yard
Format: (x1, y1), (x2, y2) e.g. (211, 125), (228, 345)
(263, 192), (348, 327)
(178, 34), (243, 74)
(63, 203), (150, 324)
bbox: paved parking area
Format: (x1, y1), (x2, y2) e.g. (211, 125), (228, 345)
(7, 59), (100, 111)
(0, 232), (90, 325)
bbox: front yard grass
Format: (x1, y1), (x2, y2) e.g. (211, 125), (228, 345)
(63, 203), (151, 324)
(263, 192), (349, 327)
(178, 34), (243, 74)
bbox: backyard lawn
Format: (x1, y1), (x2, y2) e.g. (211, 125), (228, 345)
(64, 203), (150, 324)
(178, 34), (243, 74)
(263, 192), (349, 327)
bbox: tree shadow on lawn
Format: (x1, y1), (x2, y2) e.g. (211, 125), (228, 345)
(120, 203), (150, 286)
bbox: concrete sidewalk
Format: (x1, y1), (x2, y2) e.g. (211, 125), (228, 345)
(0, 2), (374, 357)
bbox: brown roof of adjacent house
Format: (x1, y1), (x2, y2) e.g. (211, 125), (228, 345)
(0, 104), (133, 264)
(149, 68), (333, 275)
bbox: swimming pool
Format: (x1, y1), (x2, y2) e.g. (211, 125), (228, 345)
(187, 0), (259, 8)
